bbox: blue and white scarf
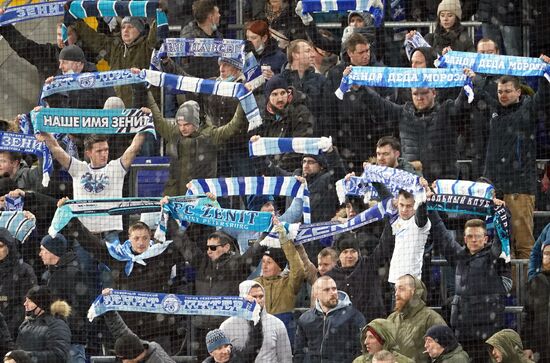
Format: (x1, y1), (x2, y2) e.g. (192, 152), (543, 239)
(404, 32), (432, 61)
(335, 66), (474, 103)
(49, 197), (166, 237)
(0, 211), (36, 243)
(87, 289), (260, 323)
(0, 1), (65, 27)
(0, 132), (52, 187)
(249, 136), (332, 157)
(261, 198), (394, 246)
(301, 0), (384, 27)
(62, 0), (168, 43)
(40, 69), (146, 101)
(361, 165), (425, 206)
(335, 176), (377, 204)
(31, 108), (155, 136)
(186, 176), (311, 224)
(106, 238), (173, 276)
(143, 70), (262, 131)
(153, 38), (261, 81)
(436, 51), (550, 81)
(433, 179), (494, 200)
(18, 114), (31, 135)
(4, 195), (24, 211)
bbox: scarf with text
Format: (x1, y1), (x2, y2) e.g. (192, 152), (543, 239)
(249, 136), (332, 157)
(301, 0), (384, 27)
(0, 1), (64, 27)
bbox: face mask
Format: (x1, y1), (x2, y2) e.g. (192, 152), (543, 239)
(63, 69), (75, 75)
(223, 75), (235, 82)
(255, 43), (265, 55)
(211, 24), (218, 32)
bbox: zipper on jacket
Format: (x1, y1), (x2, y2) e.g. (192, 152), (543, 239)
(320, 313), (327, 361)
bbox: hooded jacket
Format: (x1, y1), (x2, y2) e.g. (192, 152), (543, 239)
(220, 281), (292, 363)
(294, 291), (366, 363)
(430, 345), (470, 363)
(16, 300), (71, 363)
(148, 93), (247, 196)
(0, 229), (37, 338)
(387, 276), (447, 363)
(352, 319), (414, 363)
(486, 329), (534, 363)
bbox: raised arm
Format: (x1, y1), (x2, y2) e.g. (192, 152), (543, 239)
(74, 20), (113, 57)
(210, 105), (246, 145)
(62, 218), (111, 264)
(295, 244), (318, 286)
(120, 132), (146, 170)
(36, 132), (71, 170)
(428, 210), (464, 265)
(279, 226), (305, 294)
(103, 310), (135, 340)
(147, 91), (178, 141)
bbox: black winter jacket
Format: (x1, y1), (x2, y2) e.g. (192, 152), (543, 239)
(424, 24), (475, 56)
(279, 66), (326, 123)
(521, 271), (550, 362)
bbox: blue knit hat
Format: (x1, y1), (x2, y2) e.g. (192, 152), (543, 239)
(218, 57), (243, 71)
(247, 195), (275, 211)
(206, 329), (231, 353)
(264, 76), (288, 97)
(40, 233), (68, 258)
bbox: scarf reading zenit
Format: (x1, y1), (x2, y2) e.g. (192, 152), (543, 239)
(87, 289), (260, 324)
(0, 132), (53, 187)
(0, 1), (65, 27)
(249, 136), (332, 157)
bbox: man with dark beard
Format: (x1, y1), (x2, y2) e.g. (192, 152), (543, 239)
(386, 275), (446, 363)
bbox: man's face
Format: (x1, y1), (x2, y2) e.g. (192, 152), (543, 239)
(206, 238), (230, 261)
(129, 228), (150, 254)
(439, 11), (457, 30)
(121, 23), (141, 45)
(248, 286), (265, 308)
(302, 157), (322, 178)
(317, 255), (336, 276)
(394, 278), (415, 311)
(477, 41), (499, 54)
(376, 145), (399, 167)
(58, 59), (83, 75)
(39, 246), (59, 266)
(261, 255), (282, 277)
(23, 297), (39, 313)
(397, 194), (415, 220)
(210, 344), (231, 363)
(411, 51), (427, 68)
(56, 25), (77, 49)
(349, 14), (365, 28)
(260, 202), (275, 213)
(339, 248), (359, 268)
(424, 337), (445, 358)
(293, 41), (314, 69)
(177, 120), (197, 137)
(208, 6), (221, 26)
(0, 242), (8, 261)
(246, 30), (266, 51)
(317, 278), (338, 309)
(0, 152), (19, 177)
(497, 82), (521, 107)
(85, 141), (109, 168)
(491, 346), (503, 363)
(348, 43), (371, 66)
(464, 226), (488, 254)
(365, 330), (383, 354)
(412, 88), (436, 111)
(219, 62), (239, 80)
(542, 245), (550, 271)
(269, 88), (288, 111)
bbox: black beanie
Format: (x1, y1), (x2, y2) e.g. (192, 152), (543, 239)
(335, 234), (360, 254)
(425, 325), (459, 352)
(4, 350), (32, 363)
(264, 248), (288, 270)
(303, 154), (328, 169)
(41, 234), (68, 258)
(264, 76), (288, 97)
(26, 285), (55, 311)
(59, 44), (86, 62)
(115, 334), (145, 359)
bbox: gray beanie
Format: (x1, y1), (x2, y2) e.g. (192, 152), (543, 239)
(59, 44), (86, 62)
(121, 17), (146, 33)
(103, 97), (126, 109)
(175, 101), (200, 127)
(206, 329), (231, 353)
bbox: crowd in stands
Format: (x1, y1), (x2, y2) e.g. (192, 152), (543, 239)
(0, 0), (550, 362)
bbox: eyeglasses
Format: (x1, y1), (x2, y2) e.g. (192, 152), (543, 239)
(207, 245), (223, 251)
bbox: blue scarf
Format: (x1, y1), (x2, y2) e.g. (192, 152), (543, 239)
(49, 197), (165, 236)
(301, 0), (384, 27)
(62, 0), (168, 43)
(31, 108), (155, 136)
(0, 1), (65, 26)
(0, 211), (36, 243)
(433, 179), (494, 200)
(404, 32), (432, 61)
(40, 69), (146, 101)
(87, 289), (260, 324)
(186, 176), (311, 224)
(143, 70), (262, 131)
(106, 239), (173, 276)
(249, 136), (332, 157)
(436, 51), (550, 81)
(0, 132), (53, 187)
(335, 66), (474, 103)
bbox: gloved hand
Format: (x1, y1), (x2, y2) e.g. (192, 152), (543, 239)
(295, 1), (314, 26)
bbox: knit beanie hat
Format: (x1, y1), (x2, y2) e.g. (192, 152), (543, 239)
(59, 44), (86, 63)
(348, 11), (365, 25)
(26, 285), (55, 311)
(115, 334), (145, 359)
(335, 234), (360, 254)
(264, 76), (288, 97)
(4, 350), (32, 363)
(40, 233), (68, 258)
(218, 57), (243, 71)
(437, 0), (462, 20)
(103, 96), (126, 109)
(263, 247), (288, 270)
(175, 100), (200, 128)
(247, 195), (275, 211)
(121, 16), (146, 33)
(303, 154), (328, 169)
(425, 325), (459, 352)
(206, 329), (231, 353)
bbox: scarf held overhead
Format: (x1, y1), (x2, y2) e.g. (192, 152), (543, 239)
(249, 136), (332, 157)
(0, 211), (36, 243)
(301, 0), (384, 27)
(0, 1), (65, 27)
(335, 66), (474, 102)
(0, 132), (52, 187)
(31, 108), (156, 136)
(143, 69), (262, 131)
(87, 289), (260, 323)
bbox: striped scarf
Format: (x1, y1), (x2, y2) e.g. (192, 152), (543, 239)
(249, 136), (332, 157)
(0, 211), (36, 243)
(0, 1), (65, 26)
